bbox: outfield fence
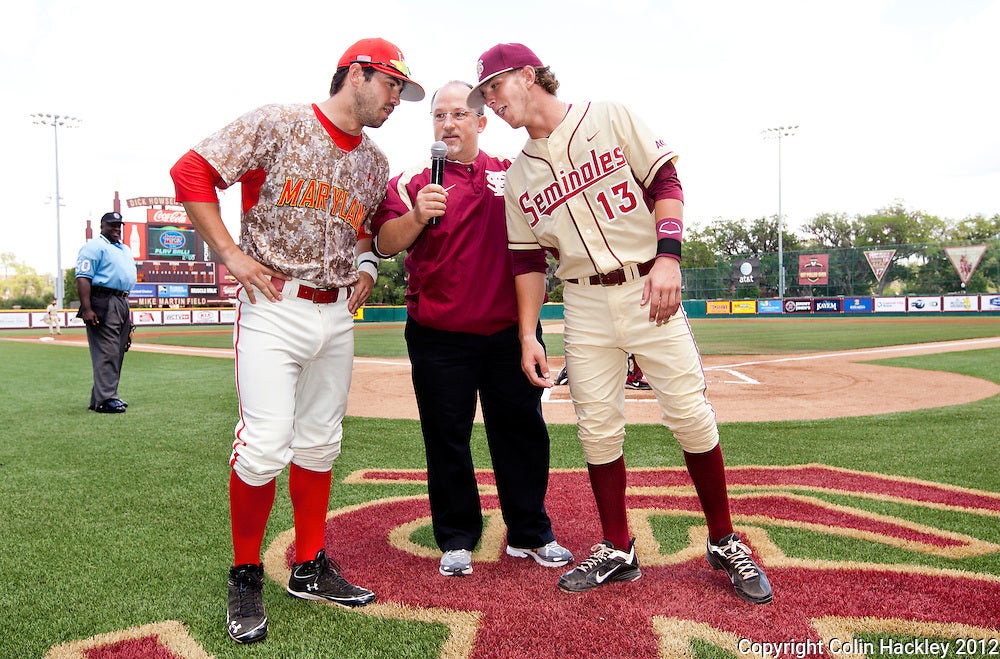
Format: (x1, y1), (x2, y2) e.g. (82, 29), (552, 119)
(3, 292), (998, 330)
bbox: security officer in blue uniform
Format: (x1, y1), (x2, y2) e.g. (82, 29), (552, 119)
(75, 211), (138, 413)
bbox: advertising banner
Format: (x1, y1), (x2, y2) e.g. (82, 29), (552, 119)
(158, 284), (189, 298)
(124, 222), (147, 259)
(942, 296), (978, 312)
(783, 298), (812, 314)
(706, 300), (731, 315)
(844, 297), (874, 314)
(132, 310), (163, 325)
(193, 309), (220, 324)
(188, 285), (219, 296)
(981, 295), (1000, 312)
(130, 284), (157, 298)
(864, 249), (895, 282)
(148, 225), (198, 261)
(798, 254), (829, 286)
(146, 208), (190, 225)
(163, 310), (192, 325)
(731, 300), (757, 314)
(732, 258), (761, 286)
(0, 312), (31, 328)
(943, 245), (987, 287)
(874, 297), (906, 313)
(757, 299), (784, 314)
(813, 298), (842, 313)
(908, 296), (942, 312)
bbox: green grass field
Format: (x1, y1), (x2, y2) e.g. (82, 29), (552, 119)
(1, 316), (998, 658)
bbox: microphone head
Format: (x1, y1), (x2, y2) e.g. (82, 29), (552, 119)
(430, 141), (448, 158)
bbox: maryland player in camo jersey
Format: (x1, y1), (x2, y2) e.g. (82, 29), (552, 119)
(468, 43), (773, 604)
(170, 37), (424, 645)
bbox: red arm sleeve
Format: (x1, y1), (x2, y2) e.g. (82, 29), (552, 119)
(170, 150), (228, 203)
(511, 248), (549, 276)
(645, 160), (684, 203)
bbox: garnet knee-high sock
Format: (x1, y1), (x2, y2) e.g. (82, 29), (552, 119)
(587, 456), (631, 551)
(683, 444), (734, 544)
(288, 463), (333, 563)
(230, 470), (276, 567)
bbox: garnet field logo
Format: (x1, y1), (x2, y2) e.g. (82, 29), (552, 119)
(47, 465), (1000, 658)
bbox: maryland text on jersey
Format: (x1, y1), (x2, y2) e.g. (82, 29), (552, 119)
(517, 145), (627, 226)
(276, 177), (369, 235)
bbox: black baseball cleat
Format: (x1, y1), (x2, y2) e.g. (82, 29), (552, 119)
(227, 563), (268, 644)
(287, 549), (376, 607)
(94, 399), (126, 413)
(706, 533), (773, 604)
(625, 378), (651, 390)
(558, 539), (641, 593)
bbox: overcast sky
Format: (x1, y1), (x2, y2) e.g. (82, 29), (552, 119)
(2, 0), (998, 276)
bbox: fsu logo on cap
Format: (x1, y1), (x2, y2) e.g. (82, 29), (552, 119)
(477, 59), (485, 78)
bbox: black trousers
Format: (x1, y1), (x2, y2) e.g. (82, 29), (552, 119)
(84, 293), (131, 407)
(406, 318), (555, 551)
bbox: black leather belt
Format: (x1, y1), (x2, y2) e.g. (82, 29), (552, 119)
(567, 259), (656, 286)
(91, 285), (130, 298)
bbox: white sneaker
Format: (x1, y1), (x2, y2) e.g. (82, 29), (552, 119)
(506, 540), (575, 567)
(439, 549), (473, 577)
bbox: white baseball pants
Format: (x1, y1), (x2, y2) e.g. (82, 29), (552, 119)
(230, 281), (355, 486)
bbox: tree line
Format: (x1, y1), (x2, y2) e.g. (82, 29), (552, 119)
(367, 202), (999, 304)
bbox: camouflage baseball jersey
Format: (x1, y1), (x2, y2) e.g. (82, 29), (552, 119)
(504, 101), (677, 282)
(193, 103), (389, 289)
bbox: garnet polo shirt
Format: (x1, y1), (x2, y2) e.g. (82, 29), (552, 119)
(373, 150), (543, 335)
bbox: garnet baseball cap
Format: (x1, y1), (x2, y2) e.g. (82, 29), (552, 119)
(100, 211), (124, 224)
(467, 43), (544, 106)
(337, 37), (425, 102)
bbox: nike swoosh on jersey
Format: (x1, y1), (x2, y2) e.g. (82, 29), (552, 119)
(586, 131), (600, 141)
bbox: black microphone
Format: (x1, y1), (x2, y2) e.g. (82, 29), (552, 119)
(428, 141), (447, 227)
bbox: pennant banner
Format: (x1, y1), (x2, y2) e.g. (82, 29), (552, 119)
(864, 249), (896, 283)
(944, 245), (988, 287)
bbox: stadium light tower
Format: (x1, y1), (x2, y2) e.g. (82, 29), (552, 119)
(762, 125), (797, 298)
(31, 113), (80, 307)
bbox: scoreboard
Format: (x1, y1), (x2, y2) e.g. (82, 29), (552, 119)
(123, 208), (235, 306)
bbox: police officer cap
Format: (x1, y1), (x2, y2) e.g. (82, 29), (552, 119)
(101, 211), (124, 224)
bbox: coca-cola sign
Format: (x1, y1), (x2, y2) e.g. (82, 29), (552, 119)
(146, 208), (190, 224)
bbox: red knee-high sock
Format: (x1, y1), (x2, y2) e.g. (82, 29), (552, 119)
(587, 456), (631, 551)
(683, 444), (734, 544)
(230, 470), (276, 566)
(288, 463), (332, 563)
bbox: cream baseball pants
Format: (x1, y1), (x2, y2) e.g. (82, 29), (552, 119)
(562, 276), (719, 465)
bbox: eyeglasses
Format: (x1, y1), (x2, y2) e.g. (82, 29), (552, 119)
(352, 58), (411, 77)
(432, 110), (482, 123)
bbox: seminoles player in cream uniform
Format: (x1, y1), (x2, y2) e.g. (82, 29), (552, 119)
(172, 37), (425, 644)
(469, 43), (772, 603)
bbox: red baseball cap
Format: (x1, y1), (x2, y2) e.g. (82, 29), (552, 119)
(337, 37), (425, 102)
(467, 43), (543, 106)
